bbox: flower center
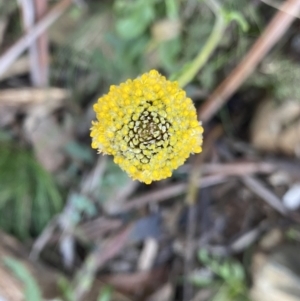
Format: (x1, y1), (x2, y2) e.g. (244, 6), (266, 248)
(124, 106), (171, 164)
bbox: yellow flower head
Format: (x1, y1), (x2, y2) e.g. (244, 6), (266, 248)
(90, 70), (203, 184)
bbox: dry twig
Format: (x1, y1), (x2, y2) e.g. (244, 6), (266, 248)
(33, 0), (49, 86)
(0, 0), (72, 77)
(218, 142), (288, 216)
(117, 174), (226, 213)
(199, 162), (275, 176)
(242, 176), (288, 215)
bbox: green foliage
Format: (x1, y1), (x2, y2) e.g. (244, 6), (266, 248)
(58, 276), (74, 301)
(97, 286), (113, 301)
(268, 58), (300, 100)
(67, 193), (97, 225)
(0, 143), (63, 239)
(59, 258), (112, 301)
(2, 263), (98, 301)
(285, 227), (300, 242)
(0, 0), (17, 17)
(158, 37), (182, 72)
(249, 57), (300, 101)
(114, 0), (157, 40)
(51, 4), (151, 95)
(190, 249), (250, 301)
(51, 0), (260, 96)
(3, 257), (42, 301)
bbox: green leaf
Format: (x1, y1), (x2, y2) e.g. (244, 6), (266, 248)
(71, 193), (96, 219)
(218, 261), (232, 280)
(115, 5), (154, 39)
(97, 286), (113, 301)
(0, 188), (13, 209)
(198, 248), (210, 264)
(58, 276), (74, 301)
(3, 257), (42, 301)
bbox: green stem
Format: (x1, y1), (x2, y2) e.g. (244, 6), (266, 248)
(176, 0), (226, 88)
(165, 0), (179, 19)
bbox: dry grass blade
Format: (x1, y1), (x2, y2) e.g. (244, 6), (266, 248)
(219, 143), (288, 216)
(200, 162), (275, 175)
(242, 176), (288, 215)
(0, 56), (30, 81)
(18, 0), (49, 86)
(117, 174), (226, 213)
(32, 0), (49, 86)
(0, 88), (69, 106)
(30, 216), (59, 260)
(79, 217), (123, 242)
(230, 221), (269, 253)
(19, 0), (39, 86)
(0, 0), (72, 77)
(137, 238), (159, 272)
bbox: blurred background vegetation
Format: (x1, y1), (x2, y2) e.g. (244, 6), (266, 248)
(1, 0), (300, 301)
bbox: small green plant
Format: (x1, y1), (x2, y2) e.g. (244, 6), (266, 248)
(97, 286), (113, 301)
(190, 249), (250, 301)
(0, 142), (62, 239)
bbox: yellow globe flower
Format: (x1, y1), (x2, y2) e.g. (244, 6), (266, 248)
(90, 70), (203, 184)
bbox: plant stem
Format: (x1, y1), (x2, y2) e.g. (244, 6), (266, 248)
(165, 0), (179, 19)
(176, 0), (226, 88)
